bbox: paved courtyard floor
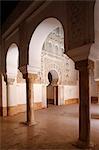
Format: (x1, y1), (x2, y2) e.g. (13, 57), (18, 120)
(0, 104), (99, 150)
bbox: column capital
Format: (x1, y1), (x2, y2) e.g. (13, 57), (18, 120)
(19, 65), (27, 75)
(88, 59), (94, 71)
(24, 73), (38, 83)
(5, 73), (15, 84)
(75, 59), (94, 71)
(19, 65), (41, 83)
(7, 78), (15, 85)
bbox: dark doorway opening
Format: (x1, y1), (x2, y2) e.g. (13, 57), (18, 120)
(47, 71), (58, 107)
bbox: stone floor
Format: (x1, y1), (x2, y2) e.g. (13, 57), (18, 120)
(0, 104), (99, 150)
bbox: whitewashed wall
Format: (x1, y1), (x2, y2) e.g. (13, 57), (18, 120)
(6, 83), (26, 107)
(58, 85), (64, 105)
(2, 82), (44, 107)
(2, 76), (7, 107)
(34, 84), (42, 102)
(90, 81), (97, 97)
(64, 85), (79, 101)
(16, 83), (26, 105)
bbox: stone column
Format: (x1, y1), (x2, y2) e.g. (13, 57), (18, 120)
(53, 86), (57, 105)
(25, 73), (37, 126)
(89, 60), (94, 104)
(6, 78), (15, 116)
(42, 84), (47, 108)
(75, 59), (94, 149)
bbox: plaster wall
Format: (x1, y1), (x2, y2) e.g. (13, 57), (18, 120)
(2, 76), (7, 107)
(2, 29), (19, 74)
(90, 80), (97, 97)
(7, 83), (26, 107)
(3, 81), (79, 107)
(16, 83), (26, 105)
(89, 70), (97, 97)
(64, 85), (79, 101)
(34, 84), (42, 102)
(95, 60), (99, 80)
(88, 0), (99, 95)
(89, 1), (99, 61)
(3, 82), (43, 107)
(6, 44), (19, 78)
(58, 85), (64, 105)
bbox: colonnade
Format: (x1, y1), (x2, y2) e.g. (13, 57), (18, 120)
(1, 59), (95, 148)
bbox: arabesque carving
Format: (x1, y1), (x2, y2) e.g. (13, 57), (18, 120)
(41, 27), (78, 85)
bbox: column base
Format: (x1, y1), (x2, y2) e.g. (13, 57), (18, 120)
(26, 121), (37, 126)
(72, 140), (94, 149)
(20, 121), (37, 127)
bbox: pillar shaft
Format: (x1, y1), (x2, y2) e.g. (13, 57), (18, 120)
(26, 77), (34, 124)
(79, 65), (90, 143)
(6, 78), (15, 116)
(25, 73), (37, 126)
(75, 59), (93, 148)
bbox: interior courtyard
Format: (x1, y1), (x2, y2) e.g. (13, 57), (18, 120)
(0, 0), (99, 150)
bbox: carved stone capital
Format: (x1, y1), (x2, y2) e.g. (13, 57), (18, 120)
(88, 59), (94, 71)
(17, 70), (25, 83)
(7, 78), (15, 85)
(75, 59), (94, 72)
(24, 73), (38, 83)
(19, 66), (27, 76)
(19, 65), (40, 82)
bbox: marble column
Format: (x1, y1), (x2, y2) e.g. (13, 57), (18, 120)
(75, 59), (94, 149)
(25, 73), (37, 126)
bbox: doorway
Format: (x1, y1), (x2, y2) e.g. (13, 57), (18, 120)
(47, 70), (58, 107)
